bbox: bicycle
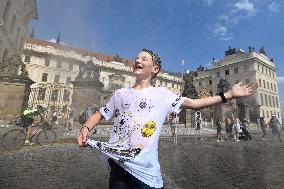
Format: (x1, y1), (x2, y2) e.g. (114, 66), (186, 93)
(1, 117), (57, 151)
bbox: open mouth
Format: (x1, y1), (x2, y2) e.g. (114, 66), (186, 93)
(134, 63), (144, 70)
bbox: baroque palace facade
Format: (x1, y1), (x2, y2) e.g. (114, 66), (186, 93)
(22, 38), (182, 113)
(193, 47), (282, 123)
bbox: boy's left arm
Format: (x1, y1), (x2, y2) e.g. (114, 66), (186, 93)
(182, 82), (258, 109)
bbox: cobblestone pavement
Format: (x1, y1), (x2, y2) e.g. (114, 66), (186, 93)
(1, 132), (284, 189)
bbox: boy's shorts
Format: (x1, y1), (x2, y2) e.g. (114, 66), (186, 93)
(108, 159), (164, 189)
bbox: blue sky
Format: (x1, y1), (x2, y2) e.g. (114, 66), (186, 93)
(30, 0), (284, 115)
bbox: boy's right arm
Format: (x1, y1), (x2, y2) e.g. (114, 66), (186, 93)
(77, 111), (103, 146)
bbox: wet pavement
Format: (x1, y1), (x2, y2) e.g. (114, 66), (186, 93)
(1, 132), (284, 189)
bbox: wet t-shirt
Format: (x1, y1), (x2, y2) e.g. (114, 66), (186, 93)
(87, 86), (186, 188)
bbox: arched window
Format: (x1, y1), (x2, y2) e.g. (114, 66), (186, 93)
(263, 80), (265, 88)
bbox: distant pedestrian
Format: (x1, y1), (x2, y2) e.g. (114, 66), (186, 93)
(79, 104), (94, 125)
(195, 112), (202, 135)
(233, 115), (241, 141)
(225, 114), (233, 140)
(57, 108), (63, 125)
(269, 114), (282, 142)
(67, 107), (74, 132)
(168, 113), (178, 143)
(216, 121), (224, 142)
(52, 110), (58, 125)
(259, 117), (267, 140)
(256, 116), (260, 130)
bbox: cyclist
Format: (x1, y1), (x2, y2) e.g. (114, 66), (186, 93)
(20, 104), (48, 145)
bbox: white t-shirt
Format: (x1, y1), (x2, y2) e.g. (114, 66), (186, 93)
(87, 86), (186, 188)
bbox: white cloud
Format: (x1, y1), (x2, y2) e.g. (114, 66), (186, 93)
(277, 77), (284, 83)
(210, 0), (258, 41)
(268, 2), (279, 12)
(232, 0), (256, 16)
(213, 25), (227, 36)
(212, 24), (233, 41)
(48, 38), (56, 43)
(48, 38), (67, 45)
(203, 0), (215, 6)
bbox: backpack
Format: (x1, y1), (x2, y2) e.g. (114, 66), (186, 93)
(79, 111), (89, 124)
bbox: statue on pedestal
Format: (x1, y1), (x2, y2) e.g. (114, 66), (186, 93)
(180, 71), (198, 126)
(0, 54), (34, 119)
(71, 60), (103, 121)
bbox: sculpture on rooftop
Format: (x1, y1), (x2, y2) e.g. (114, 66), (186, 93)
(259, 47), (266, 56)
(225, 46), (237, 56)
(248, 46), (255, 53)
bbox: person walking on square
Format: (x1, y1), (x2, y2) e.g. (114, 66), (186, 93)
(216, 120), (224, 142)
(260, 117), (267, 141)
(168, 112), (178, 143)
(256, 115), (260, 130)
(66, 107), (74, 132)
(224, 114), (233, 140)
(233, 115), (242, 141)
(269, 114), (282, 142)
(195, 112), (202, 135)
(77, 49), (258, 189)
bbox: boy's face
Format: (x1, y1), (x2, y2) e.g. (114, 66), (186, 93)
(133, 51), (159, 79)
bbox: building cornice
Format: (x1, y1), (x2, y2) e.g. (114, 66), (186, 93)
(211, 52), (275, 70)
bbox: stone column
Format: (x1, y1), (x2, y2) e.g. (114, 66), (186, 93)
(185, 109), (195, 128)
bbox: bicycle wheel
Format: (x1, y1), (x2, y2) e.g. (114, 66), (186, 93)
(1, 129), (25, 150)
(36, 129), (56, 146)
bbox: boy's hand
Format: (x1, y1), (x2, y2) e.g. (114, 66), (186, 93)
(77, 127), (89, 147)
(231, 82), (258, 98)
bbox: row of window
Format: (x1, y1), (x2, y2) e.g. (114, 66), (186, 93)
(257, 65), (275, 78)
(216, 64), (251, 77)
(198, 78), (249, 87)
(41, 73), (71, 85)
(25, 56), (74, 70)
(261, 110), (281, 119)
(259, 93), (279, 108)
(155, 80), (180, 89)
(258, 78), (277, 92)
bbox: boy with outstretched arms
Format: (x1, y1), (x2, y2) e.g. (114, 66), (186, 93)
(77, 49), (258, 189)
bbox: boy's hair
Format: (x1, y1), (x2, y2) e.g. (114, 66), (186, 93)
(141, 49), (161, 78)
